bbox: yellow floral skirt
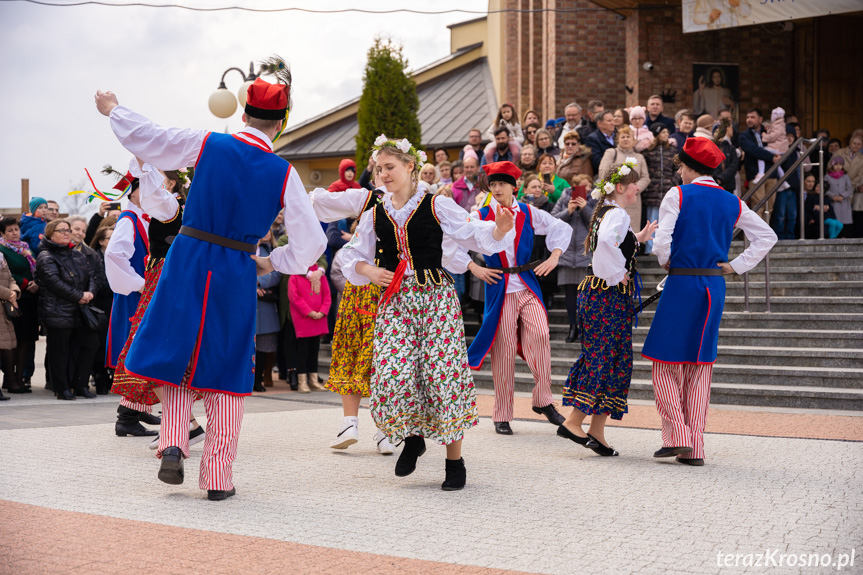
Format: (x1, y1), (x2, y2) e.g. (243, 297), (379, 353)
(326, 281), (381, 396)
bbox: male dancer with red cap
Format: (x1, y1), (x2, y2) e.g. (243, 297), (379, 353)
(95, 60), (326, 500)
(465, 161), (572, 434)
(641, 134), (776, 466)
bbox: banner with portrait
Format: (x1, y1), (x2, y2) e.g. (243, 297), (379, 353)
(682, 0), (862, 34)
(692, 63), (739, 122)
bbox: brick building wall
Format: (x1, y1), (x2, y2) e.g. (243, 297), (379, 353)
(501, 1), (795, 127)
(628, 6), (794, 120)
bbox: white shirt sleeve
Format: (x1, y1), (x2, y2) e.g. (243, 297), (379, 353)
(310, 187), (374, 222)
(339, 210), (377, 286)
(729, 201), (778, 274)
(653, 187), (680, 268)
(592, 207), (630, 286)
(433, 196), (515, 255)
(442, 240), (471, 274)
(128, 159), (180, 222)
(528, 206), (573, 253)
(268, 168), (327, 275)
(104, 216), (145, 295)
(109, 105), (206, 170)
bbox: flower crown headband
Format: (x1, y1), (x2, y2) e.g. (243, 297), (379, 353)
(372, 134), (427, 169)
(591, 156), (638, 200)
(173, 168), (192, 190)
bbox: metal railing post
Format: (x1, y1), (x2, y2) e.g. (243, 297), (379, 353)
(743, 235), (750, 313)
(819, 146), (825, 239)
(799, 160), (806, 240)
(763, 210), (771, 313)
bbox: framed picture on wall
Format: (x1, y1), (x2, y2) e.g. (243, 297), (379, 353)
(692, 63), (739, 122)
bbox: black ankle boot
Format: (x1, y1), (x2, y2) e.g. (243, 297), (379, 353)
(441, 457), (466, 491)
(288, 369), (298, 391)
(565, 324), (578, 343)
(394, 435), (426, 477)
(115, 405), (158, 437)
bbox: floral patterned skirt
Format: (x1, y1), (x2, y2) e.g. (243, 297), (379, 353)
(562, 281), (633, 420)
(327, 281), (381, 397)
(111, 260), (199, 405)
(370, 276), (478, 445)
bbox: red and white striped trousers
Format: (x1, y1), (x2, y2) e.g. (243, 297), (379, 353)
(490, 289), (553, 422)
(651, 362), (713, 460)
(157, 385), (244, 491)
(119, 397), (152, 414)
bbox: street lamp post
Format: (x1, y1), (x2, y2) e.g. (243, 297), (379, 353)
(208, 61), (260, 119)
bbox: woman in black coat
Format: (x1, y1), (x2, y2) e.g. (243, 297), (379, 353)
(35, 219), (98, 400)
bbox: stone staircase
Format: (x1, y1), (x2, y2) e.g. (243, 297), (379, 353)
(320, 239), (863, 411)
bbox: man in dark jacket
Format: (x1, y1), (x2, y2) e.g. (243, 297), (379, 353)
(740, 108), (782, 219)
(576, 100), (604, 142)
(584, 111), (617, 173)
(645, 95), (676, 133)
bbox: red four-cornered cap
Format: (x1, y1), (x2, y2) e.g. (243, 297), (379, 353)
(482, 161), (522, 187)
(682, 137), (726, 169)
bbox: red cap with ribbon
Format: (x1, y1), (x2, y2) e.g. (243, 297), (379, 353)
(482, 161), (522, 188)
(113, 171), (136, 192)
(245, 78), (289, 121)
(679, 137), (726, 172)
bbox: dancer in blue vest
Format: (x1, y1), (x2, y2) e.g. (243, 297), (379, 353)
(642, 136), (776, 466)
(95, 61), (327, 500)
(465, 161), (572, 435)
(102, 170), (161, 438)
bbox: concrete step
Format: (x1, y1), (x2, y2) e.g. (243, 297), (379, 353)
(635, 266), (863, 283)
(637, 253), (863, 271)
(463, 312), (863, 334)
(728, 238), (863, 255)
(467, 371), (863, 410)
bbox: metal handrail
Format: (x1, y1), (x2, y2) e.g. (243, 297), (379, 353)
(737, 135), (825, 313)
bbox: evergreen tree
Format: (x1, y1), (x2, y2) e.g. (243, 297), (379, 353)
(355, 36), (421, 167)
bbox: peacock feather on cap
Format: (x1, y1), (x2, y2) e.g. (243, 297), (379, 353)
(260, 54), (291, 87)
(100, 164), (125, 181)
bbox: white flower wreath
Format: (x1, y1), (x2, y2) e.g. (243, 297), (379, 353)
(371, 134), (426, 168)
(591, 158), (639, 201)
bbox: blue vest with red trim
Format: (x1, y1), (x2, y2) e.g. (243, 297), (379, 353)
(124, 131), (289, 395)
(106, 210), (148, 368)
(467, 202), (544, 369)
(641, 181), (742, 364)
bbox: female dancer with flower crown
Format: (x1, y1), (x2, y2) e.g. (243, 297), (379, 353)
(339, 135), (515, 490)
(557, 159), (657, 457)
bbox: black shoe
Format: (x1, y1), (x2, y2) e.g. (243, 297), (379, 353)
(115, 419), (158, 437)
(0, 390), (8, 401)
(676, 456), (705, 466)
(45, 382), (54, 392)
(8, 385), (31, 394)
(586, 433), (619, 457)
(56, 389), (76, 400)
(556, 424), (596, 447)
(22, 376), (31, 387)
(494, 421), (513, 435)
(532, 404), (565, 426)
(75, 388), (97, 399)
(441, 457), (466, 491)
(653, 446), (693, 458)
(137, 411), (161, 426)
(207, 487), (236, 501)
(394, 436), (426, 477)
(289, 370), (298, 392)
(253, 381), (266, 392)
(565, 324), (579, 343)
(158, 447), (184, 485)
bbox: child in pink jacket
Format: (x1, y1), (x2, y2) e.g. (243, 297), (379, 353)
(288, 264), (331, 393)
(755, 106), (788, 183)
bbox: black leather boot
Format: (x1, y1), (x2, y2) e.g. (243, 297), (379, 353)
(253, 352), (266, 392)
(394, 435), (426, 477)
(116, 405), (158, 437)
(288, 369), (299, 391)
(441, 457), (466, 491)
(565, 324), (579, 343)
(158, 446), (184, 485)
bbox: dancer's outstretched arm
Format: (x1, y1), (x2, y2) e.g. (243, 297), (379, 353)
(95, 90), (206, 170)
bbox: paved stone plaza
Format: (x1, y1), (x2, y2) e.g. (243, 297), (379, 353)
(1, 379), (861, 575)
